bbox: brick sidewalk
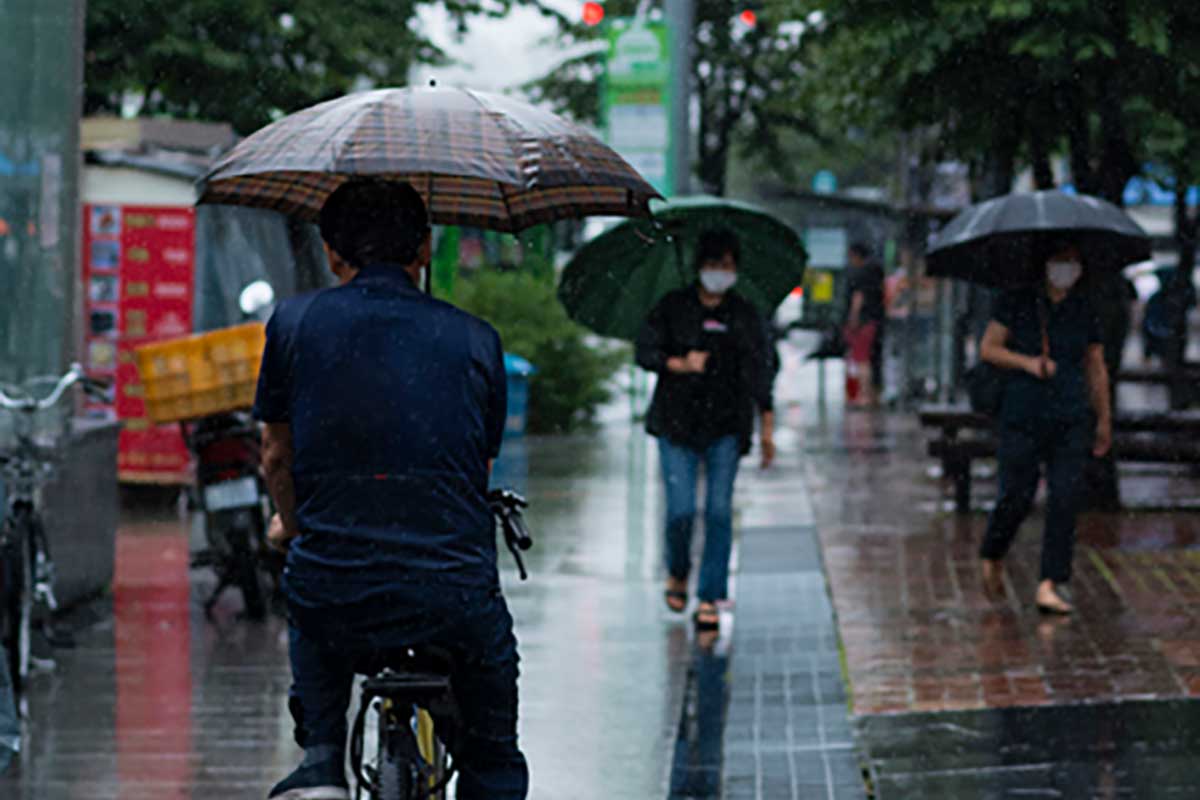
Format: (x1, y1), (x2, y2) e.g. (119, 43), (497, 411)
(802, 412), (1200, 717)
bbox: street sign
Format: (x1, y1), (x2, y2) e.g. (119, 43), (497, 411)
(812, 170), (838, 194)
(82, 204), (195, 484)
(805, 227), (847, 268)
(603, 19), (674, 197)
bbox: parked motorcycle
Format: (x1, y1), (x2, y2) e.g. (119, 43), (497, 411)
(184, 280), (282, 619)
(183, 411), (280, 620)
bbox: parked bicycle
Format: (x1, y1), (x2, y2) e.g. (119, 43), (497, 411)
(181, 411), (281, 620)
(348, 488), (532, 800)
(0, 364), (109, 714)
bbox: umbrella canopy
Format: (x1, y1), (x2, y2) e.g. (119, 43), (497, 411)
(198, 87), (660, 233)
(558, 196), (807, 341)
(926, 190), (1151, 288)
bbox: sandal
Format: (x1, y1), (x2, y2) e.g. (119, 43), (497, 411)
(693, 603), (719, 632)
(664, 589), (688, 613)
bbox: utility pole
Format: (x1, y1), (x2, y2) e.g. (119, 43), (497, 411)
(665, 0), (693, 196)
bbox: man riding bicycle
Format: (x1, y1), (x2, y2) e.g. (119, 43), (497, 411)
(256, 179), (529, 799)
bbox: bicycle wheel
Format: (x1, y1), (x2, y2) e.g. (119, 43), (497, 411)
(234, 550), (268, 620)
(228, 518), (267, 620)
(1, 511), (33, 702)
(376, 716), (415, 800)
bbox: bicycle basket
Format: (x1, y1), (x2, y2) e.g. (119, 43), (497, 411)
(0, 382), (72, 454)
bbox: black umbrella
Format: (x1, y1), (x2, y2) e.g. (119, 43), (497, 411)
(926, 190), (1151, 288)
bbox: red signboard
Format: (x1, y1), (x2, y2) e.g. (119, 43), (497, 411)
(82, 204), (195, 483)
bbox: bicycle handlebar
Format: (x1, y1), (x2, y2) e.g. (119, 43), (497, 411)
(0, 363), (110, 413)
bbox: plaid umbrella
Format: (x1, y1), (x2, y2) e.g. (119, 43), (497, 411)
(197, 87), (661, 232)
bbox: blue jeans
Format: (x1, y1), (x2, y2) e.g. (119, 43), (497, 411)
(658, 435), (740, 602)
(285, 582), (528, 799)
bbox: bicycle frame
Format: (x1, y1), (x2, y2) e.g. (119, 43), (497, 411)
(352, 666), (456, 800)
(346, 490), (533, 799)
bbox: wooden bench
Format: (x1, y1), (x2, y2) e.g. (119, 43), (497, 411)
(1117, 365), (1200, 384)
(918, 404), (1200, 512)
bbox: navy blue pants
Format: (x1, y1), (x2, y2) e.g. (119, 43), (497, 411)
(286, 582), (528, 799)
(980, 417), (1090, 583)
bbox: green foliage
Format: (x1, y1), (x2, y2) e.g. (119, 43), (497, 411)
(85, 0), (563, 134)
(527, 1), (816, 195)
(794, 0), (1200, 202)
(452, 270), (628, 434)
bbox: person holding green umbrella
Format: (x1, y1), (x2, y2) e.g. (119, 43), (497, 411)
(635, 229), (776, 632)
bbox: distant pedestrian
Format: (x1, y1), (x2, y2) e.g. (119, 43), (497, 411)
(977, 240), (1112, 614)
(1142, 268), (1196, 362)
(636, 229), (777, 632)
(843, 242), (886, 407)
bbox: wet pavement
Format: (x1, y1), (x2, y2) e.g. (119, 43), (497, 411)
(0, 419), (736, 800)
(808, 411), (1200, 717)
(789, 352), (1200, 797)
(4, 337), (1200, 798)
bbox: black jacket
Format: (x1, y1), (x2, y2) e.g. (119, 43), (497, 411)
(635, 287), (774, 455)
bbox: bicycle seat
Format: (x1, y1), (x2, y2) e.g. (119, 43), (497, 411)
(360, 646), (454, 704)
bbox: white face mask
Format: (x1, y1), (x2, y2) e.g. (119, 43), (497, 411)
(699, 269), (737, 295)
(1047, 260), (1082, 290)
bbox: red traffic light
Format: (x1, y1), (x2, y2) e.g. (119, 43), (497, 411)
(582, 2), (605, 26)
(737, 9), (757, 28)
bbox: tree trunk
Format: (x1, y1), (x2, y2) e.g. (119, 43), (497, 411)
(979, 125), (1018, 200)
(1065, 88), (1095, 194)
(1076, 58), (1138, 510)
(1167, 180), (1198, 409)
(1029, 121), (1055, 190)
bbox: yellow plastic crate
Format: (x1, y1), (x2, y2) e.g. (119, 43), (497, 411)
(134, 322), (267, 424)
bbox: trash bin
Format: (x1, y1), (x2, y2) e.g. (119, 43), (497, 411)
(503, 353), (536, 436)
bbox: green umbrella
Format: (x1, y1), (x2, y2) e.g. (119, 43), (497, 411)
(557, 195), (808, 341)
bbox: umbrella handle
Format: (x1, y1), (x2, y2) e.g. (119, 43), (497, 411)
(671, 235), (689, 284)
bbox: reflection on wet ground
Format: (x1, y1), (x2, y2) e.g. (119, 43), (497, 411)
(0, 423), (727, 800)
(2, 341), (1198, 798)
(861, 700), (1200, 798)
(808, 411), (1200, 716)
(793, 379), (1200, 798)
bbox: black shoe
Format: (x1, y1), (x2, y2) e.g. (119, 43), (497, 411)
(268, 759), (350, 800)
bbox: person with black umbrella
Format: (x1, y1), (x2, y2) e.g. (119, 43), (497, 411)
(976, 239), (1113, 614)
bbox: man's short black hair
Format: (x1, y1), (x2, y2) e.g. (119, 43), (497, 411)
(848, 241), (872, 260)
(319, 179), (430, 268)
(695, 228), (740, 269)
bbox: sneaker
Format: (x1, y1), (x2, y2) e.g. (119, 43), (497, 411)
(268, 759), (350, 800)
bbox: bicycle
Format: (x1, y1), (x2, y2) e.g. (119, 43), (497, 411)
(347, 488), (533, 800)
(0, 364), (109, 714)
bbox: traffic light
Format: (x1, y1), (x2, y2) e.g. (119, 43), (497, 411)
(737, 8), (757, 28)
(582, 1), (604, 26)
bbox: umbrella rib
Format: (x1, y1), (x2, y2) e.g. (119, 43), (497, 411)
(461, 88), (536, 189)
(328, 99), (381, 174)
(497, 183), (518, 233)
